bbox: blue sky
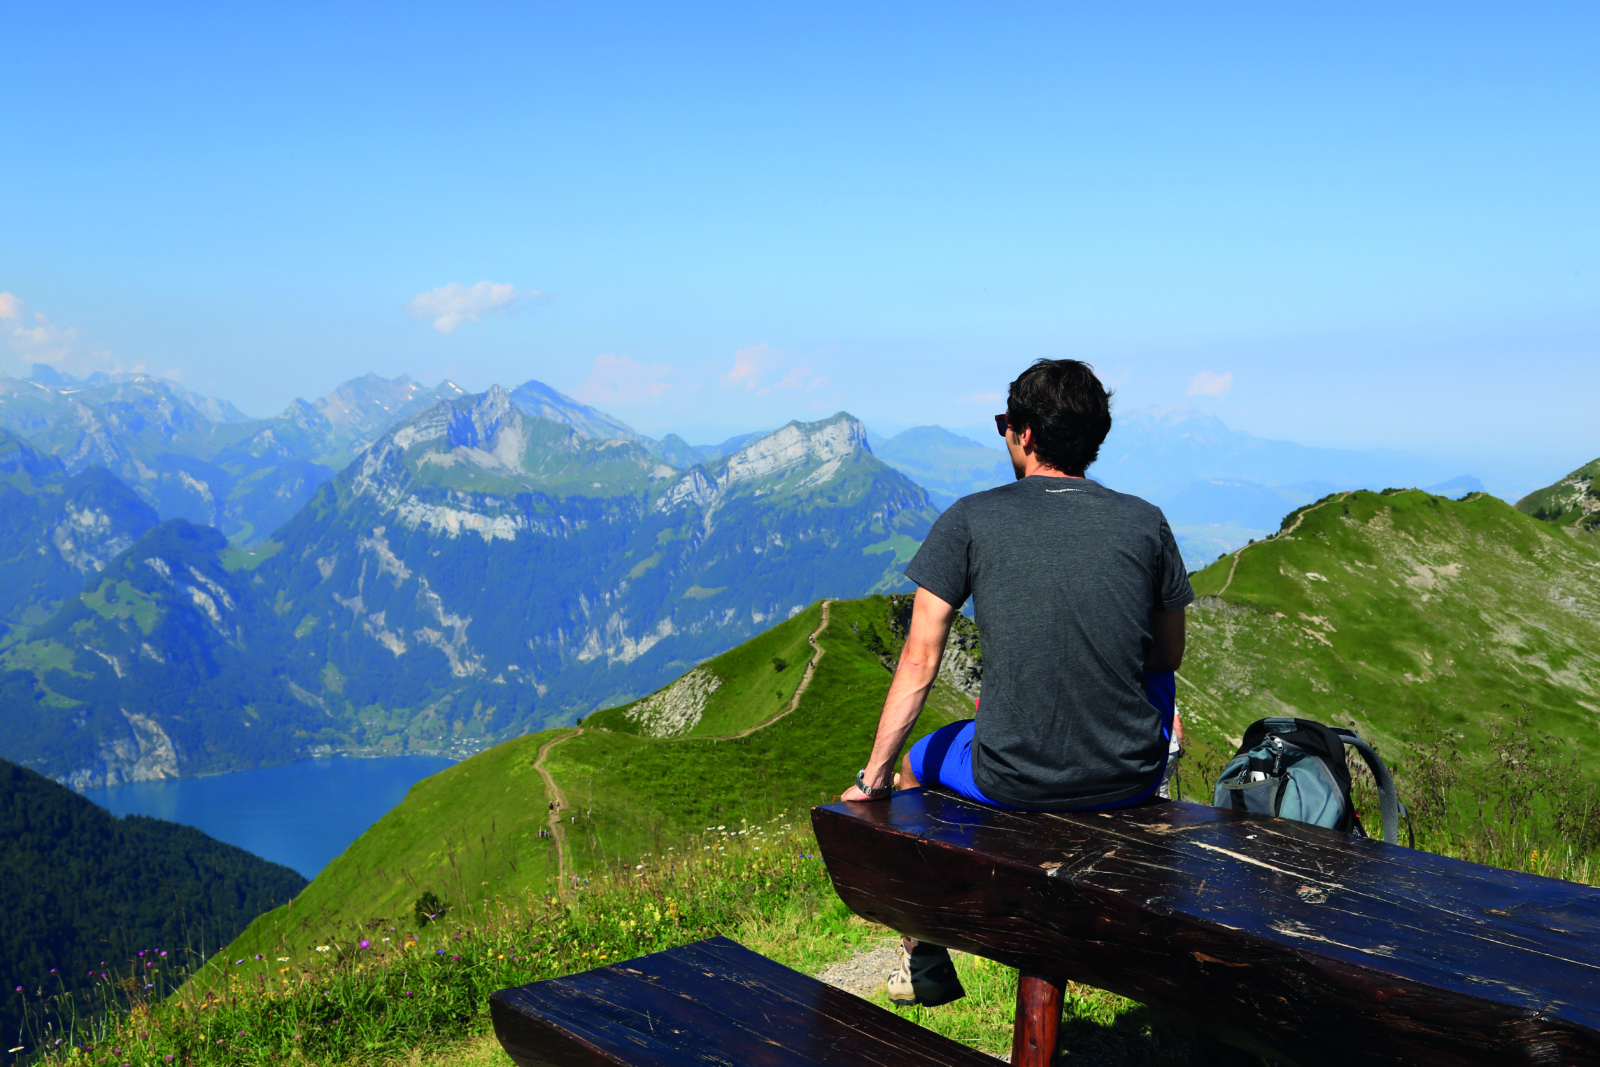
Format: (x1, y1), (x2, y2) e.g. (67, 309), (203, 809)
(3, 2), (1596, 487)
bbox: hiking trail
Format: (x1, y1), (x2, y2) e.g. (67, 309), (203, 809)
(533, 727), (583, 888)
(1217, 492), (1352, 598)
(710, 599), (833, 741)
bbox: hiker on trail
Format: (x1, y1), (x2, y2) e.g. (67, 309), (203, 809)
(840, 358), (1194, 1007)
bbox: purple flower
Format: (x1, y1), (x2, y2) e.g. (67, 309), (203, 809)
(359, 940), (370, 949)
(13, 986), (19, 992)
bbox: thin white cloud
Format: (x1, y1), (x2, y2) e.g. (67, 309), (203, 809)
(407, 281), (541, 334)
(724, 344), (825, 394)
(960, 390), (1005, 405)
(575, 353), (676, 406)
(1188, 370), (1234, 397)
(0, 292), (135, 377)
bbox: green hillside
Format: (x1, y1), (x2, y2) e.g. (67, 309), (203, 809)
(0, 758), (306, 1040)
(1177, 488), (1600, 843)
(1516, 456), (1600, 531)
(215, 595), (975, 964)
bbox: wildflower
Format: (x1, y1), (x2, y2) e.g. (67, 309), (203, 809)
(277, 956), (289, 962)
(316, 946), (330, 953)
(359, 940), (371, 949)
(254, 954), (263, 961)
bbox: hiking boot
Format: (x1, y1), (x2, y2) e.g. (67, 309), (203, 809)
(886, 944), (966, 1007)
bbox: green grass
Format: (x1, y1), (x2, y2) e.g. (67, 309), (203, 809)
(219, 542), (283, 573)
(216, 596), (971, 966)
(1176, 488), (1600, 855)
(80, 580), (160, 635)
(23, 818), (1203, 1067)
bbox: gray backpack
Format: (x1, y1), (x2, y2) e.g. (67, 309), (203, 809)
(1213, 718), (1409, 846)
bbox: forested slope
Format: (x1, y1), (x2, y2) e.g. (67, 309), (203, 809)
(0, 759), (306, 1039)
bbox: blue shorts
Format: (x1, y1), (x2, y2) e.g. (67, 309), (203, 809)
(907, 670), (1177, 812)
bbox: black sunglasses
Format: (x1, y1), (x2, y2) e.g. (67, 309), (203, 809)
(994, 413), (1011, 437)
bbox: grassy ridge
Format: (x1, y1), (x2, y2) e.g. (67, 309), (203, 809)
(1174, 489), (1600, 853)
(215, 596), (973, 965)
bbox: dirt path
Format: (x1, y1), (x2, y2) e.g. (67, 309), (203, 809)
(1216, 492), (1351, 597)
(710, 599), (833, 741)
(533, 727), (583, 888)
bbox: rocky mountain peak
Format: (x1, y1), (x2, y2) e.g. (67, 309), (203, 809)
(721, 412), (868, 484)
(509, 379), (642, 442)
(658, 412), (872, 512)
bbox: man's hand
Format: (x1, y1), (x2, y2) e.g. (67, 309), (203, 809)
(841, 768), (899, 802)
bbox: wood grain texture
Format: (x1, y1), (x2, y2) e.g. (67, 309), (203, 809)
(489, 936), (1001, 1066)
(812, 790), (1600, 1067)
(1011, 973), (1064, 1067)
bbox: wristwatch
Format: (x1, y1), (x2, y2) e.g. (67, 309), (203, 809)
(854, 770), (894, 799)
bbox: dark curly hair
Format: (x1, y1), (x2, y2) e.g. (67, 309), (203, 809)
(1006, 359), (1113, 475)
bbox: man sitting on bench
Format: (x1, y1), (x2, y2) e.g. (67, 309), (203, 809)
(841, 358), (1194, 1007)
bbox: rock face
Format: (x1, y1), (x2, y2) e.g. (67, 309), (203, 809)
(0, 388), (939, 783)
(1517, 457), (1600, 532)
(0, 430), (159, 637)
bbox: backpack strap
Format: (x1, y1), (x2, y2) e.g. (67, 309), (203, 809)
(1334, 728), (1400, 846)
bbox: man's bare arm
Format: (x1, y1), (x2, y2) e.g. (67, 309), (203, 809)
(1146, 608), (1186, 672)
(839, 586), (957, 801)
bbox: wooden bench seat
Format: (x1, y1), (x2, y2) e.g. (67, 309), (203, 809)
(489, 935), (1000, 1066)
(812, 789), (1600, 1067)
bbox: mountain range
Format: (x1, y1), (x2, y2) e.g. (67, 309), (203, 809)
(0, 382), (936, 788)
(1, 361), (1588, 793)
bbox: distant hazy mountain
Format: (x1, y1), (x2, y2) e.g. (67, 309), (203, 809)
(0, 388), (936, 786)
(0, 369), (467, 544)
(0, 757), (305, 1039)
(873, 426), (1011, 508)
(0, 429), (158, 638)
(1516, 457), (1600, 532)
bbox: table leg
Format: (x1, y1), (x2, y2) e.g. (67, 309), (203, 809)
(1011, 972), (1065, 1067)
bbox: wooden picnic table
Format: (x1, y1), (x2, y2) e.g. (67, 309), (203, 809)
(813, 788), (1600, 1066)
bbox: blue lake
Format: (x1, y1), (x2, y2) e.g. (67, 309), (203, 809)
(84, 755), (455, 880)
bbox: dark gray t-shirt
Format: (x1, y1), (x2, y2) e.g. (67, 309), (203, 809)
(904, 476), (1194, 809)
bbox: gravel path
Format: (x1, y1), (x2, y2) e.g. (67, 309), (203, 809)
(814, 938), (901, 998)
(814, 941), (1010, 1062)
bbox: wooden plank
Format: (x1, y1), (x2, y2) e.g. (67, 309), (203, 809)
(490, 936), (1001, 1067)
(812, 790), (1600, 1066)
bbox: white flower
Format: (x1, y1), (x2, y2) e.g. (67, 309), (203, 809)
(316, 946), (330, 953)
